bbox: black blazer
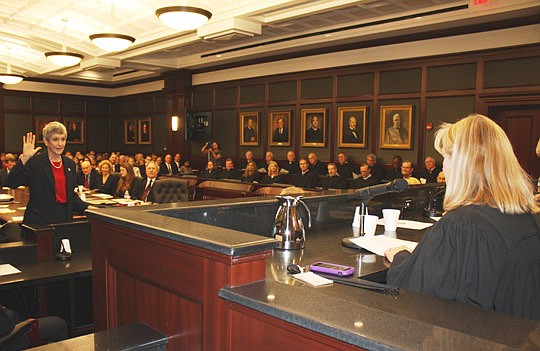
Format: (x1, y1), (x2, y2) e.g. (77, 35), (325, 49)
(97, 173), (120, 195)
(76, 168), (100, 190)
(0, 169), (8, 187)
(159, 162), (178, 176)
(115, 177), (144, 199)
(5, 152), (87, 225)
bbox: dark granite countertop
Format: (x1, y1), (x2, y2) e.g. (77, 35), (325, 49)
(85, 197), (280, 256)
(220, 221), (540, 350)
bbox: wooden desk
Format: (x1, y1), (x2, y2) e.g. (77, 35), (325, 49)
(0, 250), (93, 337)
(0, 187), (29, 224)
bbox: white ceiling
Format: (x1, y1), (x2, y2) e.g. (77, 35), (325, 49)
(1, 0), (539, 85)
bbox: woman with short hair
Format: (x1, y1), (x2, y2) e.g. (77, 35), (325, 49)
(97, 160), (119, 196)
(5, 121), (88, 224)
(386, 114), (540, 320)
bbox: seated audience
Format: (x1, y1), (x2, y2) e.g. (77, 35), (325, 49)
(97, 160), (120, 195)
(281, 151), (300, 175)
(240, 150), (257, 170)
(241, 161), (261, 183)
(0, 153), (17, 187)
(260, 151), (275, 173)
(198, 161), (221, 179)
(222, 158), (242, 180)
(260, 161), (286, 184)
(320, 163), (347, 189)
(385, 114), (540, 321)
(401, 160), (421, 185)
(159, 153), (178, 176)
(336, 152), (353, 179)
(115, 162), (144, 199)
(417, 156), (442, 183)
(179, 160), (193, 175)
(76, 160), (100, 190)
(308, 152), (327, 176)
(385, 155), (403, 181)
(352, 163), (380, 189)
(436, 171), (446, 183)
(140, 161), (159, 202)
(292, 158), (319, 189)
(127, 157), (142, 178)
(366, 153), (384, 182)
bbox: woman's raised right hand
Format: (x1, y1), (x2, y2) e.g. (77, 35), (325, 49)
(21, 132), (41, 165)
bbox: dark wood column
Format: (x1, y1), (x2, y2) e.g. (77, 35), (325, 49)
(163, 70), (192, 156)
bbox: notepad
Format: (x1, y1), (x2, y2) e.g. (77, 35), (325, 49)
(0, 194), (14, 202)
(350, 235), (418, 257)
(0, 264), (21, 276)
(292, 272), (334, 287)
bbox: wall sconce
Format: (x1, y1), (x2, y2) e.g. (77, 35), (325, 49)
(171, 116), (179, 132)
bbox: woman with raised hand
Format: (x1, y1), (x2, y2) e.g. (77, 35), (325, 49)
(5, 122), (88, 224)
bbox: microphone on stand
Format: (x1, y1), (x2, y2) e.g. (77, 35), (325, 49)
(343, 179), (409, 249)
(33, 210), (72, 261)
(348, 179), (409, 202)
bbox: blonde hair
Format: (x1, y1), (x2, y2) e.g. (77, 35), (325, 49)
(434, 114), (539, 214)
(267, 161), (279, 176)
(98, 160), (113, 174)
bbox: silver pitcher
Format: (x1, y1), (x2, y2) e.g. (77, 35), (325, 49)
(272, 196), (311, 250)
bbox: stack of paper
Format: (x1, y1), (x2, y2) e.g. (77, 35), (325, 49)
(292, 272), (333, 287)
(350, 235), (418, 256)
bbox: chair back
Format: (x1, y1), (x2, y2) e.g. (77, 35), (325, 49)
(151, 178), (189, 204)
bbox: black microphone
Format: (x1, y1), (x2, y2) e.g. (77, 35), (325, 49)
(349, 179), (409, 202)
(33, 210), (72, 261)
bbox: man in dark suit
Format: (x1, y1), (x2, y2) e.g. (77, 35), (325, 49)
(243, 118), (257, 143)
(336, 152), (353, 179)
(320, 163), (348, 190)
(343, 116), (362, 144)
(292, 159), (319, 189)
(366, 153), (384, 182)
(307, 152), (327, 176)
(417, 156), (442, 183)
(281, 150), (300, 175)
(76, 161), (100, 190)
(141, 161), (159, 202)
(352, 163), (381, 189)
(0, 153), (16, 187)
(305, 115), (323, 143)
(272, 117), (288, 143)
(159, 153), (178, 176)
(198, 161), (222, 179)
(222, 158), (242, 180)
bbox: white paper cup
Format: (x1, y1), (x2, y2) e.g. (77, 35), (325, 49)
(78, 185), (84, 193)
(382, 209), (401, 231)
(352, 206), (361, 227)
(362, 215), (379, 237)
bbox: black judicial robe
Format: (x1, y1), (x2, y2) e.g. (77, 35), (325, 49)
(387, 205), (540, 321)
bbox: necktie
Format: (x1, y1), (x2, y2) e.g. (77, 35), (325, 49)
(84, 175), (89, 188)
(141, 179), (154, 201)
(167, 163), (172, 175)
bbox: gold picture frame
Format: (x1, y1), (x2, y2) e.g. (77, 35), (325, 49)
(240, 112), (259, 146)
(35, 117), (58, 143)
(338, 106), (366, 148)
(269, 111), (291, 146)
(125, 119), (137, 144)
(380, 105), (413, 149)
(301, 108), (326, 147)
(138, 119), (152, 144)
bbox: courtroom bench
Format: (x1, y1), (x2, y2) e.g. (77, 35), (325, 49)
(28, 322), (167, 351)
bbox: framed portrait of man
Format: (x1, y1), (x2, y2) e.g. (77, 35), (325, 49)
(64, 117), (84, 144)
(35, 117), (58, 143)
(380, 105), (413, 149)
(138, 118), (152, 144)
(125, 119), (137, 144)
(240, 112), (259, 146)
(269, 111), (291, 146)
(301, 108), (326, 147)
(338, 106), (366, 148)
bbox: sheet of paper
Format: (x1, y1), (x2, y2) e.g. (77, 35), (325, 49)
(11, 216), (24, 222)
(292, 272), (334, 287)
(0, 194), (14, 201)
(0, 264), (21, 276)
(0, 208), (15, 214)
(350, 235), (418, 256)
(377, 218), (433, 230)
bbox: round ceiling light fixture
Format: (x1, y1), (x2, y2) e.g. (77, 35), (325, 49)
(156, 6), (212, 31)
(45, 51), (84, 67)
(89, 33), (135, 52)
